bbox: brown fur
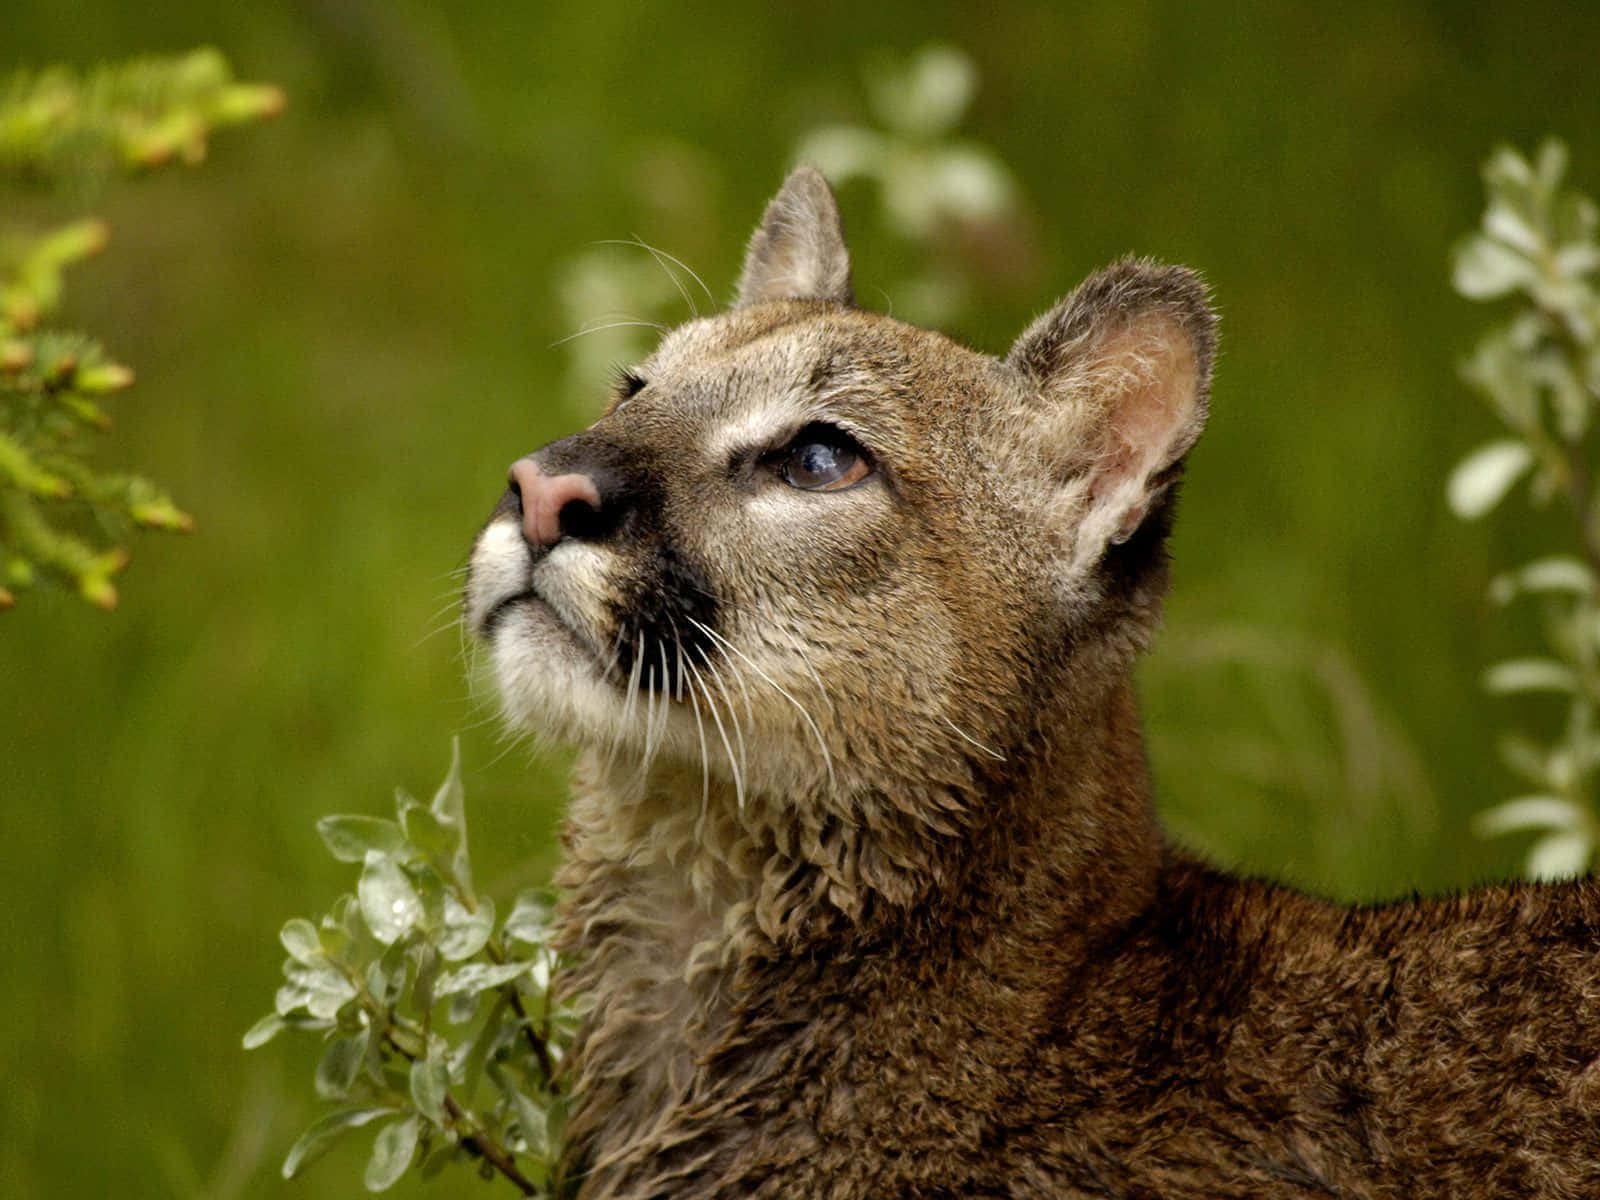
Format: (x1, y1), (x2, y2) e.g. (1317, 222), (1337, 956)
(465, 168), (1600, 1198)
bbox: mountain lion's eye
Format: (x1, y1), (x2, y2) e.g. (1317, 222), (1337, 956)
(775, 426), (871, 491)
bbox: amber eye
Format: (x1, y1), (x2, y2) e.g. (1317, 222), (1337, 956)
(775, 426), (872, 491)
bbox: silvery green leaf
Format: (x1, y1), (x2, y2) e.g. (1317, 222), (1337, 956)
(285, 960), (358, 1019)
(363, 1114), (421, 1192)
(448, 988), (481, 1026)
(1452, 233), (1536, 300)
(1527, 830), (1593, 882)
(1496, 731), (1552, 787)
(791, 126), (887, 184)
(318, 815), (410, 865)
(867, 44), (976, 139)
(1471, 795), (1582, 837)
(1532, 137), (1569, 195)
(366, 936), (412, 1006)
(275, 983), (313, 1017)
(1461, 329), (1537, 430)
(401, 802), (459, 870)
(1489, 556), (1595, 605)
(438, 893), (494, 961)
(1484, 142), (1535, 192)
(504, 889), (557, 946)
(279, 917), (323, 965)
(1482, 657), (1579, 695)
(1447, 440), (1533, 519)
(306, 974), (359, 1021)
(359, 850), (423, 945)
(412, 940), (442, 1012)
(1483, 198), (1542, 256)
(409, 1049), (450, 1125)
(434, 960), (533, 998)
(507, 1086), (550, 1160)
(242, 1012), (285, 1050)
(281, 1106), (396, 1180)
(1554, 242), (1600, 279)
(429, 738), (473, 891)
(930, 144), (1014, 223)
(315, 1028), (372, 1100)
(407, 861), (447, 929)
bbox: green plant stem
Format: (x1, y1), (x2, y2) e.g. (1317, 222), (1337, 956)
(485, 937), (560, 1091)
(342, 960), (545, 1195)
(442, 1094), (540, 1197)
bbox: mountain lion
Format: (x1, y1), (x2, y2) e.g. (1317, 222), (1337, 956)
(466, 168), (1600, 1198)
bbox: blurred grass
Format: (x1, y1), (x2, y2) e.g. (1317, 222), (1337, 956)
(4, 1), (1600, 1196)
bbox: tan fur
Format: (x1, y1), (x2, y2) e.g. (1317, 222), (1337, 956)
(466, 168), (1600, 1198)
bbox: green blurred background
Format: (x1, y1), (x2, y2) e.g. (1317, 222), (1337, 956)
(4, 2), (1599, 1196)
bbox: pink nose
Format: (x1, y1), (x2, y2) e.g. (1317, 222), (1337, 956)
(508, 457), (602, 548)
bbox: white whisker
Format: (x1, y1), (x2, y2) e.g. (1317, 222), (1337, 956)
(549, 319), (669, 349)
(686, 654), (744, 810)
(686, 617), (836, 793)
(941, 715), (1006, 761)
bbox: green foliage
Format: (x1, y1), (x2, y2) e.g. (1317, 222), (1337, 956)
(248, 742), (578, 1197)
(0, 49), (280, 610)
(1449, 140), (1600, 878)
(795, 44), (1019, 326)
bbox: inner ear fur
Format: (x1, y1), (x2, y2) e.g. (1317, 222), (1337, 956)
(736, 166), (854, 308)
(1006, 258), (1216, 548)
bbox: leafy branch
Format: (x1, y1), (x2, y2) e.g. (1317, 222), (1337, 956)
(1447, 139), (1600, 878)
(0, 49), (281, 611)
(246, 743), (578, 1195)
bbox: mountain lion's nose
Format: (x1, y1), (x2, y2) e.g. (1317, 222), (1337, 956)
(507, 457), (603, 548)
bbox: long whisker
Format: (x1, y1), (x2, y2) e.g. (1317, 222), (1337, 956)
(549, 319), (668, 349)
(595, 237), (717, 311)
(941, 715), (1006, 762)
(673, 627), (712, 818)
(702, 657), (750, 792)
(686, 617), (835, 793)
(686, 655), (744, 810)
(631, 236), (696, 319)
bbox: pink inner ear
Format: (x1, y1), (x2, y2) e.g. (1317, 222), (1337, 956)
(1093, 319), (1202, 497)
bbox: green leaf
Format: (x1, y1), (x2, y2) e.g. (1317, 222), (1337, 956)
(1472, 795), (1583, 837)
(1489, 556), (1595, 605)
(401, 801), (460, 869)
(359, 850), (423, 945)
(315, 1028), (372, 1101)
(1483, 657), (1580, 695)
(435, 960), (534, 998)
(279, 917), (324, 965)
(412, 939), (442, 1012)
(438, 893), (494, 961)
(281, 1106), (396, 1180)
(366, 934), (413, 1007)
(1447, 440), (1533, 519)
(1527, 830), (1593, 882)
(1453, 233), (1538, 300)
(504, 889), (558, 946)
(285, 960), (359, 1019)
(364, 1115), (421, 1192)
(506, 1086), (551, 1161)
(241, 1012), (285, 1050)
(318, 815), (410, 864)
(409, 1049), (450, 1126)
(429, 737), (473, 890)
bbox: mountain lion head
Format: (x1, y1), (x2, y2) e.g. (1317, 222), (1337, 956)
(466, 167), (1214, 837)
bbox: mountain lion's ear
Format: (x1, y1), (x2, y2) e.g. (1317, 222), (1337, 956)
(736, 167), (853, 307)
(1007, 259), (1215, 558)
